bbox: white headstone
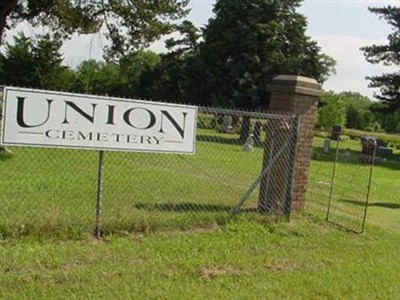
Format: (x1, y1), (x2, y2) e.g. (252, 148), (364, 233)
(243, 134), (254, 151)
(323, 139), (330, 153)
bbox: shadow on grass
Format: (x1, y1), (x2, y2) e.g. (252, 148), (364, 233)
(197, 135), (267, 150)
(0, 151), (13, 162)
(341, 199), (400, 209)
(134, 202), (260, 213)
(196, 134), (242, 146)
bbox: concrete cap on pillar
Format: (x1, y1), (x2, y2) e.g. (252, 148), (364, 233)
(266, 75), (324, 97)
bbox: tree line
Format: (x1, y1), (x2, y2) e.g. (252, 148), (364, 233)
(0, 0), (335, 110)
(0, 1), (399, 133)
(317, 91), (400, 134)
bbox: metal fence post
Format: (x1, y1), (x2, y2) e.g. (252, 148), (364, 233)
(95, 150), (105, 238)
(283, 116), (301, 220)
(326, 138), (340, 221)
(361, 139), (377, 233)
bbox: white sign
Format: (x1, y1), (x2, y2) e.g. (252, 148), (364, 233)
(1, 87), (197, 154)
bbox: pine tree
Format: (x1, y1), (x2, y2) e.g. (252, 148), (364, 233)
(362, 6), (400, 109)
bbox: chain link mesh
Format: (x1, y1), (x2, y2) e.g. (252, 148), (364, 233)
(0, 147), (98, 238)
(0, 97), (300, 238)
(306, 136), (376, 233)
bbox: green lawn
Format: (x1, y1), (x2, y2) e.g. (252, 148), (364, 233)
(308, 136), (400, 233)
(0, 219), (399, 299)
(1, 130), (399, 238)
(0, 130), (399, 298)
(0, 129), (267, 239)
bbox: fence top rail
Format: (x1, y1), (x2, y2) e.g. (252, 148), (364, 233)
(198, 106), (297, 120)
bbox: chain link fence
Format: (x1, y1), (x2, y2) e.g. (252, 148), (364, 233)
(0, 95), (300, 239)
(306, 134), (377, 233)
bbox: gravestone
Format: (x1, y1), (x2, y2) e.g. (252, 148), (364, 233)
(221, 115), (233, 133)
(330, 125), (342, 141)
(361, 136), (377, 156)
(243, 134), (254, 151)
(323, 138), (331, 153)
(378, 147), (393, 156)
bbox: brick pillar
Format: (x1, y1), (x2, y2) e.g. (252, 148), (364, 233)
(259, 75), (323, 212)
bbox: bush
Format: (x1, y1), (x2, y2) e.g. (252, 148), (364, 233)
(316, 92), (346, 129)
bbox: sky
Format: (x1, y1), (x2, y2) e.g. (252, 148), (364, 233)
(6, 0), (400, 99)
(299, 0), (400, 99)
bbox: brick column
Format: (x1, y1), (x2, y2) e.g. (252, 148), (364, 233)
(259, 75), (323, 212)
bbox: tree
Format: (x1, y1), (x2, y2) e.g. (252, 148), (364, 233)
(1, 0), (100, 43)
(362, 6), (400, 109)
(0, 0), (16, 44)
(196, 0), (336, 109)
(0, 32), (35, 87)
(73, 51), (161, 97)
(339, 91), (372, 110)
(316, 92), (346, 130)
(141, 20), (202, 102)
(118, 50), (161, 97)
(0, 0), (189, 59)
(74, 59), (121, 95)
(338, 91), (373, 130)
(369, 102), (400, 133)
(0, 32), (75, 91)
(346, 104), (368, 130)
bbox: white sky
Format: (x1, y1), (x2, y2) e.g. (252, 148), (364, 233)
(299, 0), (400, 99)
(5, 0), (400, 99)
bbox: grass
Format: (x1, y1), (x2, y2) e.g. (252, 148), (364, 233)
(0, 218), (399, 299)
(308, 136), (400, 233)
(1, 129), (399, 237)
(0, 129), (267, 239)
(0, 128), (399, 298)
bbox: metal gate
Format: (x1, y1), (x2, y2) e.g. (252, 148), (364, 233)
(306, 136), (376, 233)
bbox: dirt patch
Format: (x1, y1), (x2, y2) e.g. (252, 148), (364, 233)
(199, 265), (249, 279)
(265, 258), (298, 272)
